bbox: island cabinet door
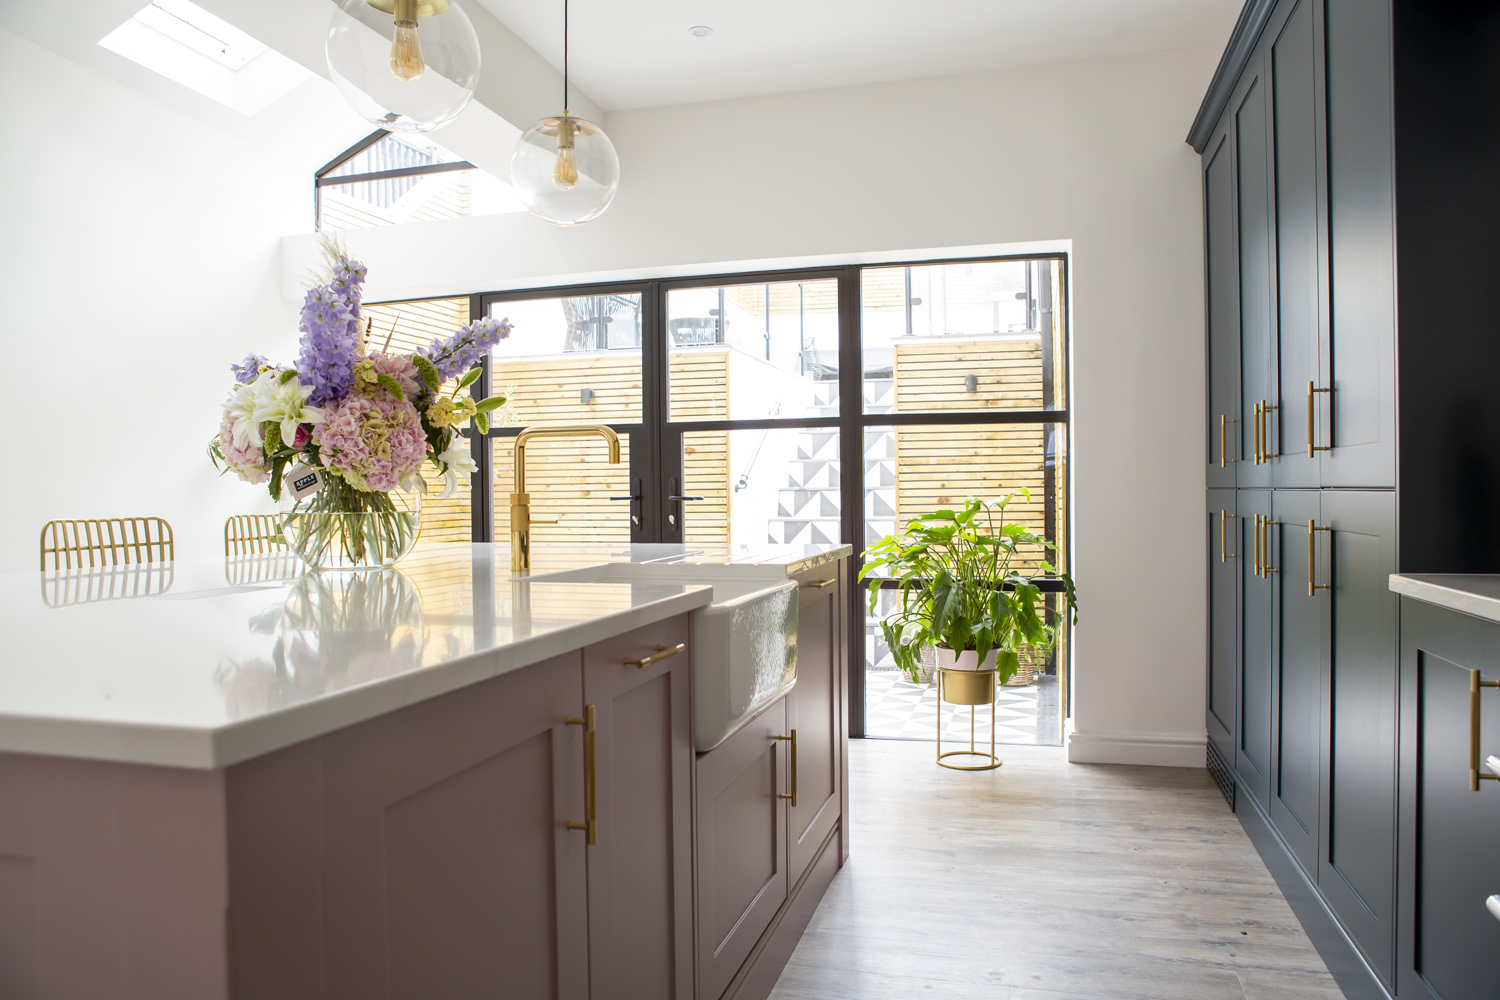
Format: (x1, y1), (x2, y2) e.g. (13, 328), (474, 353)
(696, 698), (789, 1000)
(1397, 598), (1500, 1000)
(787, 563), (844, 888)
(582, 615), (694, 1000)
(227, 651), (590, 1000)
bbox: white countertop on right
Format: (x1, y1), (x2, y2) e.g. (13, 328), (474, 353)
(1388, 574), (1500, 624)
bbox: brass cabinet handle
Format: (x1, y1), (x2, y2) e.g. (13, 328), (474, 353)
(1220, 510), (1235, 563)
(1260, 401), (1279, 462)
(1253, 402), (1262, 464)
(1468, 671), (1500, 791)
(566, 706), (597, 844)
(1220, 415), (1236, 467)
(1253, 514), (1262, 576)
(1306, 521), (1330, 597)
(624, 642), (686, 669)
(806, 577), (837, 589)
(1263, 519), (1279, 576)
(1307, 382), (1332, 457)
(775, 729), (798, 807)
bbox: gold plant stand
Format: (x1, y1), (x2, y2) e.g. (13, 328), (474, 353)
(936, 667), (1002, 770)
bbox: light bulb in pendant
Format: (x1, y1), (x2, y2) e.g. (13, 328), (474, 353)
(553, 118), (578, 189)
(390, 18), (425, 81)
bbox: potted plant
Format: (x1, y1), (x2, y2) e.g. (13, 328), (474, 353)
(859, 490), (1078, 685)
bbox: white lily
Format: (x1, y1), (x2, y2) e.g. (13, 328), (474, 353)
(252, 373), (325, 450)
(435, 436), (478, 499)
(223, 382), (262, 451)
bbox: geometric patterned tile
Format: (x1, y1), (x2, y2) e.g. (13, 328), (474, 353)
(864, 669), (1062, 747)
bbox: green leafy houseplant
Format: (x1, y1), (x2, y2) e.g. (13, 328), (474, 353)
(859, 490), (1078, 684)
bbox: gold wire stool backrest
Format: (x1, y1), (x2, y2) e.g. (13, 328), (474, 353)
(224, 514), (287, 556)
(40, 518), (175, 571)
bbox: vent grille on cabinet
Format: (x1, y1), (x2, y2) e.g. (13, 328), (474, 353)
(1206, 741), (1236, 809)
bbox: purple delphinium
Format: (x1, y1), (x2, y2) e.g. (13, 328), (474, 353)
(419, 316), (513, 381)
(296, 257), (368, 406)
(230, 353), (270, 385)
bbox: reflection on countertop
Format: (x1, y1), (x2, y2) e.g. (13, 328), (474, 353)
(5, 541), (848, 770)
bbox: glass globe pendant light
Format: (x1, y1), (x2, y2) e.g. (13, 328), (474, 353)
(511, 0), (619, 226)
(327, 0), (480, 133)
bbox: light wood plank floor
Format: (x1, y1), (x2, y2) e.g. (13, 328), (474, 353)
(771, 739), (1343, 1000)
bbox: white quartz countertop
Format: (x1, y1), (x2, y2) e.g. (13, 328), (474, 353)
(1389, 574), (1500, 624)
(0, 541), (849, 770)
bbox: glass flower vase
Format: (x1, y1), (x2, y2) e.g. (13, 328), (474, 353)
(280, 476), (422, 571)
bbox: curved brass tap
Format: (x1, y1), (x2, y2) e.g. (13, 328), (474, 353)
(510, 425), (621, 572)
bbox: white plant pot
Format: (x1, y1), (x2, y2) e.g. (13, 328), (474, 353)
(935, 646), (999, 672)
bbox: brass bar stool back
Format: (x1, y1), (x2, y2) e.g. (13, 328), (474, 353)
(40, 517), (174, 571)
(936, 666), (1002, 770)
(224, 514), (287, 556)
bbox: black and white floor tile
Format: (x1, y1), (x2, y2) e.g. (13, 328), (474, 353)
(864, 670), (1062, 747)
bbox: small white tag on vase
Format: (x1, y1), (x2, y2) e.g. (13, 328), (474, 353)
(287, 464), (323, 501)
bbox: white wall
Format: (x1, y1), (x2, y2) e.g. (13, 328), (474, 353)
(286, 45), (1220, 765)
(0, 27), (307, 570)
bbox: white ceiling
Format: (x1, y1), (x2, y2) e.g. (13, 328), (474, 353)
(472, 0), (1244, 110)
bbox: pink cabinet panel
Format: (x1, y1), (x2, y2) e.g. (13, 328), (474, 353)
(696, 698), (789, 1000)
(787, 563), (844, 887)
(583, 616), (694, 1000)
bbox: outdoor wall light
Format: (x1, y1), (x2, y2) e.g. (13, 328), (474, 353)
(581, 387), (595, 404)
(965, 374), (978, 393)
(511, 0), (620, 226)
(327, 0), (480, 132)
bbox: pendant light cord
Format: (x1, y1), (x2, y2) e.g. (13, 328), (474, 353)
(563, 0), (569, 112)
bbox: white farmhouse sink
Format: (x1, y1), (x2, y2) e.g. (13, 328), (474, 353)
(525, 563), (799, 750)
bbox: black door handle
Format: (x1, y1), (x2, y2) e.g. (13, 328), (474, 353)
(668, 495), (704, 502)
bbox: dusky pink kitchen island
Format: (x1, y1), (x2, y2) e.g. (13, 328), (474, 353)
(0, 541), (851, 1000)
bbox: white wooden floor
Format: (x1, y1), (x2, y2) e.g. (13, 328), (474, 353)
(770, 739), (1343, 1000)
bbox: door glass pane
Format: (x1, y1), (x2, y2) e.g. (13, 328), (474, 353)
(492, 433), (634, 550)
(861, 260), (1065, 414)
(489, 293), (643, 425)
(861, 421), (1068, 746)
(363, 297), (474, 543)
(667, 279), (839, 421)
(681, 428), (840, 551)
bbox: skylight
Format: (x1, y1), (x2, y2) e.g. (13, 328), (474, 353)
(99, 0), (312, 116)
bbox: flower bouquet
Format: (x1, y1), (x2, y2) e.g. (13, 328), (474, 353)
(212, 246), (512, 569)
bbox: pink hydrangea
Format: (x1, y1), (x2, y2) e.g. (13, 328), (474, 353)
(313, 394), (429, 493)
(369, 352), (422, 399)
(218, 409), (269, 484)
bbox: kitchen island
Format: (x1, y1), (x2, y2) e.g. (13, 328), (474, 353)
(0, 540), (851, 1000)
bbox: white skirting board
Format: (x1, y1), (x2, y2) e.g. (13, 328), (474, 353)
(1066, 731), (1208, 767)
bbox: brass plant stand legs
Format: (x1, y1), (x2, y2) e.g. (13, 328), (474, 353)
(936, 667), (1002, 770)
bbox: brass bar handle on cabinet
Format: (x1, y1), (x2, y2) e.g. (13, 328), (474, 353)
(1220, 415), (1236, 467)
(1253, 514), (1262, 576)
(775, 730), (797, 807)
(623, 643), (686, 670)
(1468, 670), (1500, 791)
(566, 705), (597, 844)
(1220, 510), (1235, 563)
(1307, 382), (1332, 457)
(806, 577), (837, 589)
(1307, 521), (1330, 597)
(1253, 402), (1262, 464)
(1262, 519), (1279, 576)
(1260, 402), (1278, 461)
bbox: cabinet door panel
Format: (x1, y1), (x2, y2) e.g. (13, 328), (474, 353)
(1207, 490), (1239, 763)
(696, 699), (788, 1000)
(584, 617), (694, 1000)
(1271, 0), (1327, 489)
(317, 653), (589, 1000)
(1322, 0), (1396, 488)
(1205, 124), (1241, 489)
(788, 567), (843, 887)
(1238, 489), (1274, 807)
(1320, 490), (1397, 985)
(1271, 489), (1324, 871)
(1397, 600), (1500, 1000)
(1236, 62), (1276, 490)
